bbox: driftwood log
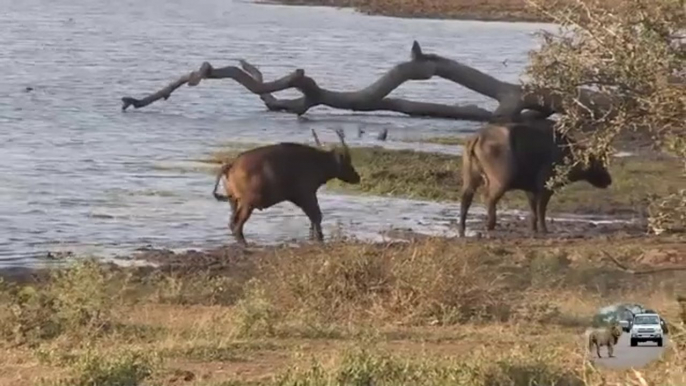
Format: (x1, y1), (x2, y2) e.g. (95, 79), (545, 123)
(121, 41), (612, 123)
(601, 251), (686, 275)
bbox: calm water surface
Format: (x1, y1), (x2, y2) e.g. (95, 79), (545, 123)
(2, 0), (606, 267)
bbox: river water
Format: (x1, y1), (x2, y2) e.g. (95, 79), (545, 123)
(0, 0), (621, 267)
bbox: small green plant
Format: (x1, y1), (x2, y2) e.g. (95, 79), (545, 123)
(230, 280), (279, 338)
(0, 284), (62, 344)
(42, 348), (158, 386)
(152, 272), (242, 306)
(48, 259), (117, 333)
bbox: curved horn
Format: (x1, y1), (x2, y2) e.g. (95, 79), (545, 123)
(334, 128), (349, 155)
(311, 128), (323, 147)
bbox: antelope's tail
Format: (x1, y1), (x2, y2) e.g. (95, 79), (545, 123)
(461, 135), (481, 187)
(212, 162), (233, 201)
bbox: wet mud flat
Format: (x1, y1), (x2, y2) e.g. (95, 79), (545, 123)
(68, 216), (653, 268)
(8, 219), (681, 291)
(0, 197), (652, 283)
(0, 218), (650, 284)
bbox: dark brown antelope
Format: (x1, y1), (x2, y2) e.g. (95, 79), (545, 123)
(212, 129), (361, 245)
(459, 121), (612, 237)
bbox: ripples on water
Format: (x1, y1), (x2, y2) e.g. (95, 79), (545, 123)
(0, 0), (571, 267)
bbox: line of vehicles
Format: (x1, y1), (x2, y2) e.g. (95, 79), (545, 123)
(616, 305), (668, 347)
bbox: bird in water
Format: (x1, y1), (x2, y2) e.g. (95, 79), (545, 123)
(377, 128), (388, 141)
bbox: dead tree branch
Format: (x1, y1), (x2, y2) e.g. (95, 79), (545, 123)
(601, 251), (686, 275)
(120, 62), (305, 111)
(241, 57), (496, 121)
(121, 41), (610, 122)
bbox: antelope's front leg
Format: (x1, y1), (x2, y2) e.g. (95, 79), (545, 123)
(293, 194), (324, 242)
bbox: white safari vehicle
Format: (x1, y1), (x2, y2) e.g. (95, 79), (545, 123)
(630, 313), (664, 347)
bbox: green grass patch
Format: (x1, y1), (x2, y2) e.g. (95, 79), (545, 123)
(204, 144), (683, 215)
(273, 0), (552, 23)
(401, 135), (468, 146)
(327, 147), (461, 202)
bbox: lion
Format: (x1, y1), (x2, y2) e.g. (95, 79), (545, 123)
(587, 322), (623, 358)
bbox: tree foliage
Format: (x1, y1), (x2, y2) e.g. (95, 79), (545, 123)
(525, 0), (685, 233)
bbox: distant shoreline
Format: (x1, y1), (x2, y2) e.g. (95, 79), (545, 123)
(257, 0), (554, 23)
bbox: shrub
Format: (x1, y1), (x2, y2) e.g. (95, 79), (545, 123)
(526, 0), (685, 233)
(0, 259), (121, 345)
(42, 348), (158, 386)
(230, 279), (279, 338)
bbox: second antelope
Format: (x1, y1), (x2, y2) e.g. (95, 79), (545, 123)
(459, 121), (612, 237)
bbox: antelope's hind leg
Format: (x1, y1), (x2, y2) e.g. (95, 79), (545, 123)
(525, 191), (539, 233)
(227, 196), (238, 228)
(536, 190), (553, 234)
(485, 181), (507, 234)
(231, 202), (253, 246)
(459, 184), (477, 238)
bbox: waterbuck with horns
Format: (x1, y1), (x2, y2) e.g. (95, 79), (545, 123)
(212, 128), (361, 245)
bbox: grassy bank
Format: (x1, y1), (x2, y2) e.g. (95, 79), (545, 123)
(269, 0), (547, 22)
(1, 237), (685, 385)
(206, 144), (684, 217)
(265, 0), (633, 22)
(403, 135), (468, 146)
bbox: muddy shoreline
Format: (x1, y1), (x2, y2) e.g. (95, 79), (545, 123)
(0, 216), (656, 284)
(6, 143), (677, 270)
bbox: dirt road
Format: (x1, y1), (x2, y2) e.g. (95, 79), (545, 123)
(593, 333), (668, 369)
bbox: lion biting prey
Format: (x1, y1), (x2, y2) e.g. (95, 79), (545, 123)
(588, 323), (623, 358)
